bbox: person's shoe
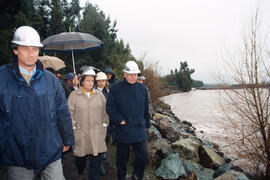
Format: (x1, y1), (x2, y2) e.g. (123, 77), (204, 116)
(100, 164), (106, 176)
(131, 174), (139, 180)
(77, 174), (83, 180)
(102, 152), (107, 160)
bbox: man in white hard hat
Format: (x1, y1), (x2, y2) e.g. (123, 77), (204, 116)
(0, 26), (74, 180)
(106, 61), (150, 180)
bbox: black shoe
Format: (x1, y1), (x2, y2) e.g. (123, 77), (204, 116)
(131, 174), (139, 180)
(102, 152), (107, 160)
(100, 164), (106, 176)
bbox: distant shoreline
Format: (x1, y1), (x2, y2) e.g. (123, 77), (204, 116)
(162, 85), (270, 94)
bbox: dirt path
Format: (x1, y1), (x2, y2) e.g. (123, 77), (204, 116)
(63, 144), (118, 180)
(0, 144), (132, 180)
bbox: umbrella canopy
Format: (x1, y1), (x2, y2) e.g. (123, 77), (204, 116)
(38, 55), (66, 71)
(41, 32), (104, 74)
(42, 32), (103, 52)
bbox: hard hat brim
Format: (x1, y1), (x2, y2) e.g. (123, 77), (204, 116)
(123, 70), (141, 74)
(12, 40), (43, 47)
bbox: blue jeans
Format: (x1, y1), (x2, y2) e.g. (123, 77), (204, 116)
(7, 159), (64, 180)
(116, 141), (149, 180)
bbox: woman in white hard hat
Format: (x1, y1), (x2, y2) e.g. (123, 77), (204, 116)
(96, 72), (109, 99)
(95, 71), (110, 175)
(68, 68), (109, 180)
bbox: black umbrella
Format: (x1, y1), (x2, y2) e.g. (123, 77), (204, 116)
(42, 32), (104, 74)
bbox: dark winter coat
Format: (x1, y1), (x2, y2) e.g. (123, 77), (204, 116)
(0, 58), (74, 172)
(97, 87), (113, 137)
(101, 88), (109, 100)
(106, 79), (150, 143)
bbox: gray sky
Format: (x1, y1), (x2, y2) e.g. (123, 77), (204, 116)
(80, 0), (270, 83)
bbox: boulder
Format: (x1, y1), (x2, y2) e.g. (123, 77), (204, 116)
(147, 138), (172, 166)
(152, 113), (168, 121)
(181, 158), (215, 180)
(159, 117), (181, 142)
(214, 163), (233, 178)
(181, 121), (196, 136)
(198, 145), (225, 169)
(171, 114), (181, 123)
(150, 119), (159, 126)
(214, 170), (250, 180)
(147, 126), (162, 141)
(155, 153), (186, 179)
(172, 138), (200, 162)
(201, 139), (217, 150)
(182, 120), (193, 127)
(178, 129), (191, 139)
(152, 99), (171, 114)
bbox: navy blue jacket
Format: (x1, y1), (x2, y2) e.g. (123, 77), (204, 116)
(0, 58), (74, 172)
(106, 79), (150, 143)
(101, 88), (109, 100)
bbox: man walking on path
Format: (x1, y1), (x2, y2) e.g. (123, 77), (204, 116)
(0, 26), (74, 180)
(106, 61), (150, 180)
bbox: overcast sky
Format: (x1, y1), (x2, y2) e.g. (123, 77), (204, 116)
(79, 0), (270, 83)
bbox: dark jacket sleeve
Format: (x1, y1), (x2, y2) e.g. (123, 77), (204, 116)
(106, 87), (124, 125)
(55, 79), (74, 146)
(144, 87), (151, 128)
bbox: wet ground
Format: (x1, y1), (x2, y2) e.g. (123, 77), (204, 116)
(0, 144), (118, 180)
(0, 143), (154, 180)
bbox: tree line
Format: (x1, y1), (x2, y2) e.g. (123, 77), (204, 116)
(0, 0), (135, 80)
(0, 0), (203, 93)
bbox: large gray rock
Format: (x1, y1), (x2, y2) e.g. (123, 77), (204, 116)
(150, 119), (159, 127)
(214, 170), (250, 180)
(172, 138), (200, 162)
(178, 128), (192, 139)
(214, 163), (233, 178)
(199, 145), (226, 169)
(181, 120), (196, 136)
(158, 116), (181, 142)
(152, 113), (169, 122)
(181, 158), (215, 180)
(147, 138), (172, 166)
(152, 100), (171, 114)
(147, 125), (162, 141)
(155, 153), (186, 179)
(201, 139), (218, 150)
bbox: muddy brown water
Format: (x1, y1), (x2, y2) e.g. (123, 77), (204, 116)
(161, 90), (253, 173)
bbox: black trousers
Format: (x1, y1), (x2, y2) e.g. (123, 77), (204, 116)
(116, 141), (149, 180)
(75, 154), (102, 180)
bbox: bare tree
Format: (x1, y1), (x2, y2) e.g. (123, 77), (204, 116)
(219, 10), (270, 179)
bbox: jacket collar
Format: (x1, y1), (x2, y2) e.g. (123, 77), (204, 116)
(76, 87), (97, 95)
(12, 56), (44, 82)
(123, 78), (138, 87)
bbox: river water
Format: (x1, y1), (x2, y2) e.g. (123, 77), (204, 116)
(161, 89), (250, 170)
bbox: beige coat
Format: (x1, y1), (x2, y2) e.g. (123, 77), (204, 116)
(68, 88), (109, 157)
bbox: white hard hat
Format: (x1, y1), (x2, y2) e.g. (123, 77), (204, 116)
(82, 68), (96, 76)
(123, 61), (141, 74)
(12, 26), (43, 47)
(96, 72), (107, 80)
(137, 75), (146, 80)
